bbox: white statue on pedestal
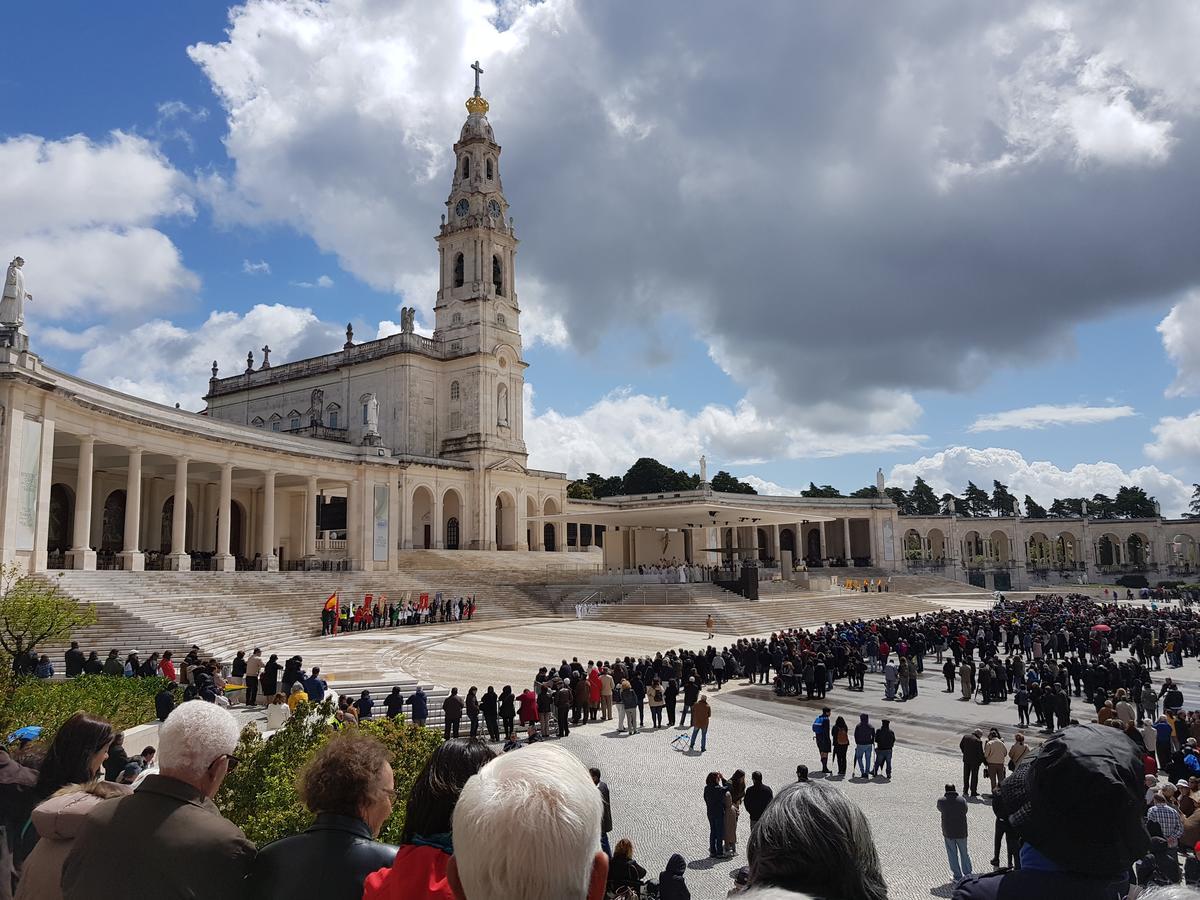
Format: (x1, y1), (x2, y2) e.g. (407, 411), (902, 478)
(700, 454), (707, 484)
(365, 393), (379, 434)
(875, 467), (885, 495)
(1, 257), (32, 328)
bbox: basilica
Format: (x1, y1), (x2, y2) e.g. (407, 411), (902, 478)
(1, 70), (1198, 589)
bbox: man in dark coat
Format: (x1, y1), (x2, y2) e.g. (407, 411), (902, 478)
(590, 767), (613, 856)
(64, 641), (85, 678)
(954, 724), (1150, 900)
(959, 729), (985, 798)
(442, 687), (464, 739)
(743, 771), (774, 828)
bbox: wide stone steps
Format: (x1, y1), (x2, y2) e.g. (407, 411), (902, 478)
(37, 571), (561, 665)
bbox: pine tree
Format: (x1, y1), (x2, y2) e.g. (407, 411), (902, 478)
(908, 477), (940, 515)
(1023, 495), (1047, 518)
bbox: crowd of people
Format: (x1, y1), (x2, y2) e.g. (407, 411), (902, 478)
(321, 593), (478, 634)
(15, 588), (1200, 898)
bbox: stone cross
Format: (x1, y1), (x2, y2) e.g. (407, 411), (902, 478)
(261, 345), (271, 368)
(471, 60), (483, 96)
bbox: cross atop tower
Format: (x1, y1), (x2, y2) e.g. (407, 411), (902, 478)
(471, 60), (483, 96)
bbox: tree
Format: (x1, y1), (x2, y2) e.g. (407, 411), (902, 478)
(0, 565), (96, 667)
(801, 483), (844, 498)
(1023, 495), (1048, 518)
(1188, 484), (1200, 519)
(710, 471), (757, 494)
(621, 457), (698, 495)
(849, 486), (881, 499)
(585, 473), (624, 499)
(1089, 493), (1116, 519)
(990, 480), (1018, 517)
(884, 486), (913, 514)
(566, 480), (593, 500)
(908, 477), (940, 515)
(962, 481), (991, 517)
(1048, 497), (1084, 518)
(1114, 485), (1157, 519)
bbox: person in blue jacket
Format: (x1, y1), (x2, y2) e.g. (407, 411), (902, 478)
(406, 686), (428, 727)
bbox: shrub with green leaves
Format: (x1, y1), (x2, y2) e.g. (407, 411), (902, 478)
(0, 674), (170, 743)
(216, 701), (442, 846)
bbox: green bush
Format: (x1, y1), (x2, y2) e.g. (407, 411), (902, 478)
(215, 701), (443, 847)
(0, 673), (170, 743)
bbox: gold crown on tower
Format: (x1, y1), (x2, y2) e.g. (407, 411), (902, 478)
(466, 94), (489, 115)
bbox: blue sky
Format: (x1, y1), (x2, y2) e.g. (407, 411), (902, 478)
(3, 1), (1200, 512)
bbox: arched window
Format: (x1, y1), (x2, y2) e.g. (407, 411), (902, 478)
(486, 158), (493, 180)
(451, 312), (462, 326)
(446, 517), (460, 550)
(492, 255), (503, 296)
(453, 253), (464, 288)
(461, 156), (470, 178)
(450, 380), (460, 401)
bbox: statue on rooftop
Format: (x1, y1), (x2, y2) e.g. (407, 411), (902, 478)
(1, 257), (32, 328)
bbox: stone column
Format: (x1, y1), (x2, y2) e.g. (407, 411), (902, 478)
(842, 517), (854, 567)
(68, 436), (97, 570)
(167, 456), (191, 571)
(304, 475), (319, 564)
(30, 412), (57, 572)
(216, 463), (235, 571)
(558, 519), (569, 553)
(400, 478), (413, 550)
(770, 524), (780, 564)
(119, 448), (144, 570)
(259, 470), (278, 570)
(818, 522), (828, 561)
(433, 488), (444, 550)
(346, 479), (362, 569)
(388, 477), (401, 572)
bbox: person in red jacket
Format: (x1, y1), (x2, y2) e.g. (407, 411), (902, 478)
(363, 739), (495, 900)
(518, 687), (538, 728)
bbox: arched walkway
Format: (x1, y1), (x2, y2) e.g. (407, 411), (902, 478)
(47, 483), (74, 552)
(542, 497), (560, 553)
(101, 490), (126, 552)
(412, 486), (434, 549)
(1127, 532), (1150, 566)
(903, 528), (922, 559)
(495, 491), (517, 550)
(1172, 533), (1198, 570)
(779, 528), (795, 556)
(927, 528), (946, 560)
(757, 527), (769, 562)
(443, 489), (463, 550)
(159, 496), (194, 555)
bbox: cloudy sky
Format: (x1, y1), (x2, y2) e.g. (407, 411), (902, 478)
(4, 1), (1200, 512)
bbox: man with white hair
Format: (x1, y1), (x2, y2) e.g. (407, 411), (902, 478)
(448, 743), (607, 900)
(63, 700), (255, 899)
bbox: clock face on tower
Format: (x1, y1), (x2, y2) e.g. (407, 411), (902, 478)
(488, 199), (501, 218)
(455, 199), (470, 218)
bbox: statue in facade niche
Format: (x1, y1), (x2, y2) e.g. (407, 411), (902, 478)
(364, 393), (380, 434)
(1, 257), (32, 328)
(310, 388), (324, 426)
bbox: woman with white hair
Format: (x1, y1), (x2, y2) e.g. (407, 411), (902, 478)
(745, 780), (887, 900)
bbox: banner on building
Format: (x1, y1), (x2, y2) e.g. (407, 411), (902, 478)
(372, 484), (389, 562)
(15, 419), (42, 551)
(881, 518), (895, 562)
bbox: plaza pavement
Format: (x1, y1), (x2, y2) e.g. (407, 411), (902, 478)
(242, 594), (1200, 898)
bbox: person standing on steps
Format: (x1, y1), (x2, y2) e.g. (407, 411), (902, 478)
(812, 707), (832, 775)
(442, 688), (464, 739)
(706, 614), (715, 640)
(407, 686), (429, 728)
(481, 686), (500, 741)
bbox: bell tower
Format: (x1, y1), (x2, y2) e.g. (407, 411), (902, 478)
(434, 62), (527, 464)
(434, 61), (520, 343)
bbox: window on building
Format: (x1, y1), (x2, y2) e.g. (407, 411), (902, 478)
(462, 156), (470, 178)
(450, 341), (462, 353)
(451, 312), (462, 325)
(486, 158), (493, 179)
(450, 411), (462, 431)
(251, 416), (264, 428)
(450, 380), (460, 401)
(290, 417), (299, 430)
(492, 255), (503, 296)
(328, 410), (338, 429)
(362, 404), (369, 426)
(454, 253), (464, 288)
(496, 313), (507, 327)
(271, 421), (280, 432)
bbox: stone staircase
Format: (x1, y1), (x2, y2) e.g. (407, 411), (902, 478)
(37, 569), (560, 664)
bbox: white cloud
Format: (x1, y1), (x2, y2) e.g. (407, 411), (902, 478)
(1146, 412), (1200, 463)
(0, 132), (197, 321)
(968, 403), (1135, 432)
(186, 0), (1200, 413)
(1159, 291), (1200, 397)
(242, 259), (271, 275)
(889, 446), (1193, 516)
(740, 476), (804, 497)
(290, 275), (334, 288)
(525, 385), (926, 478)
